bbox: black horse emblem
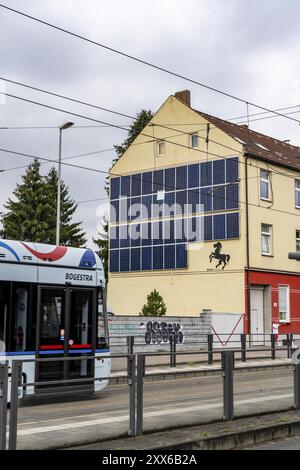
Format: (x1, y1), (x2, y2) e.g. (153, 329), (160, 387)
(209, 242), (230, 270)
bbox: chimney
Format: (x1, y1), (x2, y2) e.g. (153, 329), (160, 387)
(175, 90), (191, 107)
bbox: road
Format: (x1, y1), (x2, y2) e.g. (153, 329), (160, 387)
(13, 367), (294, 450)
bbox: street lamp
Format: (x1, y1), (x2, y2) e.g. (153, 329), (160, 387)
(56, 121), (74, 245)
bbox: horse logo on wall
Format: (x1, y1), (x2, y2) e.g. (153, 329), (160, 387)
(209, 242), (230, 270)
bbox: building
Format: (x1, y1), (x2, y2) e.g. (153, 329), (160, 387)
(107, 90), (300, 337)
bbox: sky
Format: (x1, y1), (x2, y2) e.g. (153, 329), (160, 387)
(1, 0), (300, 246)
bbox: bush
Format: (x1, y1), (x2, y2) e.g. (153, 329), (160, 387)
(139, 289), (167, 317)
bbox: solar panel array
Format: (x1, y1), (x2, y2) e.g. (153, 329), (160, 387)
(109, 157), (239, 272)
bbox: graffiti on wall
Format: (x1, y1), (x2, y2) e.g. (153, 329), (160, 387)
(141, 321), (184, 345)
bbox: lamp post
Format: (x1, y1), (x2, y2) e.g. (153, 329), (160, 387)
(56, 121), (74, 245)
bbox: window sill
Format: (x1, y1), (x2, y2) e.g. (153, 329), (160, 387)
(261, 253), (274, 257)
(260, 197), (272, 202)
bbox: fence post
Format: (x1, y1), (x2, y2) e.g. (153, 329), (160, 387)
(127, 336), (135, 379)
(207, 334), (213, 365)
(270, 334), (276, 360)
(240, 334), (246, 362)
(288, 334), (293, 359)
(293, 349), (300, 409)
(170, 334), (176, 368)
(8, 360), (22, 450)
(128, 353), (136, 437)
(222, 351), (234, 421)
(136, 354), (145, 436)
(0, 361), (8, 450)
(173, 334), (177, 368)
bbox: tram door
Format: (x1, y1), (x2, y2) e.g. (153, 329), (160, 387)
(37, 287), (96, 387)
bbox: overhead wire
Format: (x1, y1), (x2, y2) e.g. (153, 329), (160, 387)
(1, 4), (300, 125)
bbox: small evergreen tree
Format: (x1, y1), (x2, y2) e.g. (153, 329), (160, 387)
(93, 216), (108, 281)
(139, 289), (167, 317)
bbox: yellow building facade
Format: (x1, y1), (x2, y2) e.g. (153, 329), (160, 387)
(108, 91), (300, 337)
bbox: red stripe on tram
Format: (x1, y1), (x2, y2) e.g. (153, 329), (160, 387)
(69, 344), (91, 349)
(40, 345), (64, 350)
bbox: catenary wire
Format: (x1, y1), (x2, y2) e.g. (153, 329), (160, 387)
(1, 4), (300, 125)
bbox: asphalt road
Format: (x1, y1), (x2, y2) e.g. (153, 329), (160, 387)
(12, 367), (294, 450)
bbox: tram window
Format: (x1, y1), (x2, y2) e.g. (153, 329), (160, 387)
(97, 289), (109, 349)
(0, 286), (9, 351)
(40, 290), (64, 345)
(69, 291), (92, 346)
(13, 288), (28, 352)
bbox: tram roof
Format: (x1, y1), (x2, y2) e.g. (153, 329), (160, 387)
(0, 239), (103, 271)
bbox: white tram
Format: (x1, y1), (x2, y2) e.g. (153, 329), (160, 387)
(0, 239), (111, 396)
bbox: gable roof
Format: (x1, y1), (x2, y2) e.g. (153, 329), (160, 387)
(194, 109), (300, 172)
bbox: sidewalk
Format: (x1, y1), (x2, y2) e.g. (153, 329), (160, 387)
(110, 353), (292, 384)
(68, 409), (300, 450)
(110, 347), (289, 372)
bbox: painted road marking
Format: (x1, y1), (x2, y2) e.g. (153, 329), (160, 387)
(17, 392), (293, 437)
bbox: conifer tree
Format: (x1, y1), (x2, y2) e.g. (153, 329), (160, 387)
(1, 160), (49, 241)
(139, 289), (167, 317)
(0, 160), (86, 246)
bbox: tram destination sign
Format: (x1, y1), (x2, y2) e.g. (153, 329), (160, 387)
(65, 272), (93, 282)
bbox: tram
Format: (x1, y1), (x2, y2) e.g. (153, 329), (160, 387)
(0, 239), (111, 396)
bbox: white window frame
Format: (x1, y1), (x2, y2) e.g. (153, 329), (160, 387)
(296, 230), (300, 252)
(260, 169), (270, 200)
(261, 223), (272, 256)
(157, 141), (166, 157)
(190, 133), (199, 148)
(278, 285), (290, 323)
(295, 180), (300, 208)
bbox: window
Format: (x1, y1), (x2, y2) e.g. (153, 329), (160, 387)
(13, 288), (29, 352)
(278, 285), (290, 323)
(261, 223), (272, 255)
(297, 230), (300, 252)
(157, 141), (166, 156)
(295, 180), (300, 208)
(260, 169), (270, 200)
(190, 133), (199, 148)
(0, 285), (9, 348)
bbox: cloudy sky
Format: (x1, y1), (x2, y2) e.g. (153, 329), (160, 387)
(1, 0), (300, 246)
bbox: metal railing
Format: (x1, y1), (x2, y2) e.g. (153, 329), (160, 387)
(0, 335), (298, 450)
(122, 333), (295, 369)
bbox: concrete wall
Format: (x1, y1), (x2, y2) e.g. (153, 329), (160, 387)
(107, 312), (211, 353)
